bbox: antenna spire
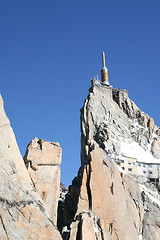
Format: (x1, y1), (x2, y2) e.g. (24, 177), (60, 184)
(102, 52), (105, 67)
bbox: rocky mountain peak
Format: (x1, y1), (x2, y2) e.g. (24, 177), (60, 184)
(81, 84), (160, 165)
(60, 83), (160, 240)
(0, 79), (160, 240)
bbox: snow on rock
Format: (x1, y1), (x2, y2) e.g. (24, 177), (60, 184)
(140, 184), (160, 206)
(120, 141), (160, 164)
(138, 234), (143, 240)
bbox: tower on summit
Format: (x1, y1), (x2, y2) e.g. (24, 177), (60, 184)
(101, 52), (109, 85)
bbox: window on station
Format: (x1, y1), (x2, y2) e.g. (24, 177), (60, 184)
(148, 171), (153, 175)
(128, 168), (132, 172)
(121, 160), (124, 163)
(143, 171), (146, 174)
(148, 164), (152, 168)
(128, 161), (131, 165)
(122, 167), (125, 170)
(132, 162), (135, 166)
(138, 163), (141, 167)
(143, 164), (146, 168)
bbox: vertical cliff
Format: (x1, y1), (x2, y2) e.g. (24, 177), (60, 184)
(61, 85), (160, 240)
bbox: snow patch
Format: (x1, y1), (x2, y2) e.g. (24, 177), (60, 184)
(140, 184), (160, 206)
(120, 141), (160, 164)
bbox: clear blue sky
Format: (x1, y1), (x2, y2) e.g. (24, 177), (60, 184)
(0, 0), (160, 187)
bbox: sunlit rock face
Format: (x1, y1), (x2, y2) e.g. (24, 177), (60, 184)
(81, 85), (160, 163)
(0, 95), (62, 240)
(61, 85), (160, 240)
(24, 137), (62, 224)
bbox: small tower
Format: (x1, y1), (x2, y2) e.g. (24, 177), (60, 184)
(101, 52), (109, 85)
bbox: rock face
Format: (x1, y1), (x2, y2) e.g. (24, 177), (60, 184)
(62, 149), (147, 240)
(24, 137), (62, 224)
(0, 95), (62, 240)
(61, 85), (160, 240)
(81, 85), (160, 163)
(1, 81), (160, 240)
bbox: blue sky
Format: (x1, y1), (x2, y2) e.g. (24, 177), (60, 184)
(0, 0), (160, 187)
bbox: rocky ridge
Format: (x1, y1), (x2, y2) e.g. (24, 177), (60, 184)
(0, 82), (160, 240)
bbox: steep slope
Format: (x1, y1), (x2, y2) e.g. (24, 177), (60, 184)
(0, 95), (62, 240)
(61, 85), (160, 240)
